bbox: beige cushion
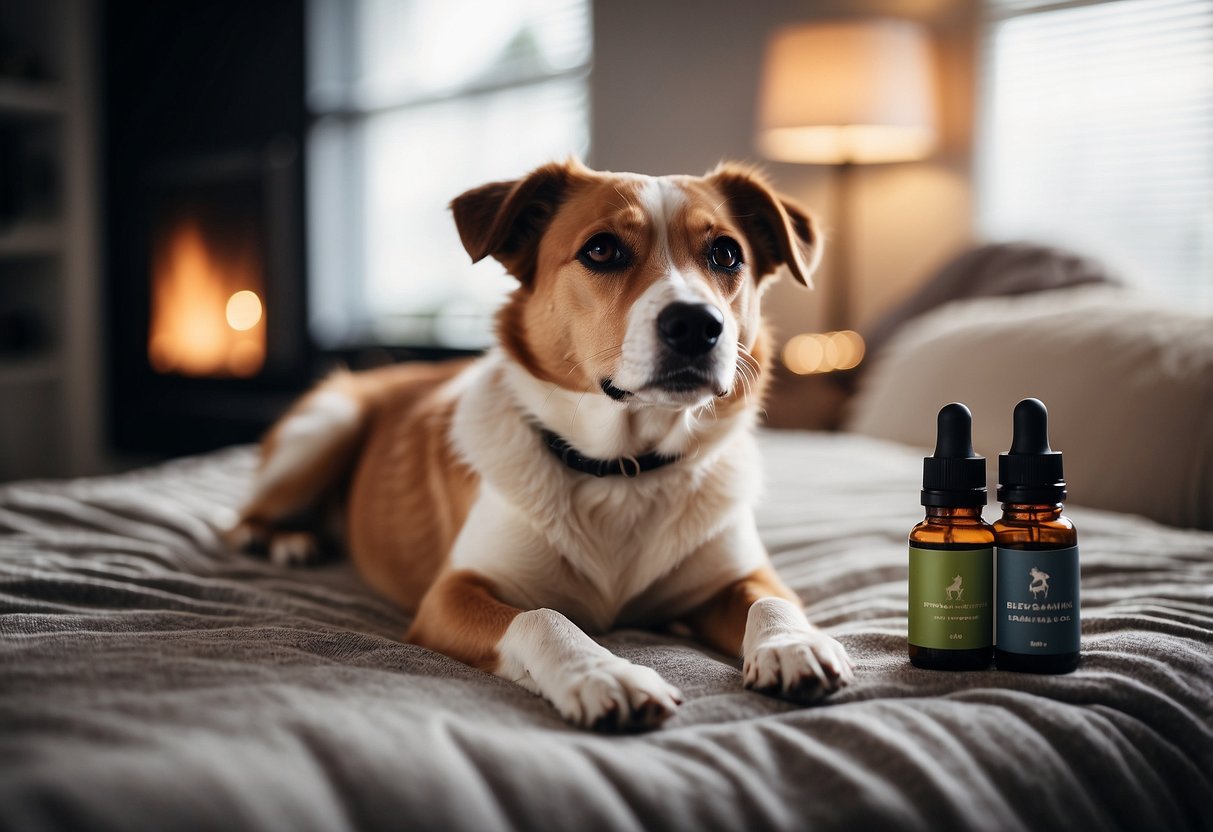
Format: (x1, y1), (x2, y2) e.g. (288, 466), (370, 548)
(846, 286), (1213, 529)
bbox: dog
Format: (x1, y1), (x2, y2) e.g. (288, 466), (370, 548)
(231, 160), (855, 730)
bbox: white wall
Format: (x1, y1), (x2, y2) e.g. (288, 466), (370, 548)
(588, 0), (979, 342)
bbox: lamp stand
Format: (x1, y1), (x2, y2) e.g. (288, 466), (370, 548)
(827, 161), (854, 332)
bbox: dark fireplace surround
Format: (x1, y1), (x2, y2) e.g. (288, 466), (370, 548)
(104, 1), (313, 456)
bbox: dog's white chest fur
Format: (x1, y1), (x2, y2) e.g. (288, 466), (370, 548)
(448, 352), (765, 632)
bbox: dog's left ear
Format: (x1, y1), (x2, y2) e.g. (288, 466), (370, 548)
(450, 160), (584, 285)
(705, 163), (822, 287)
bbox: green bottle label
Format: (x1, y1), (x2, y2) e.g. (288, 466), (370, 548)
(909, 546), (993, 649)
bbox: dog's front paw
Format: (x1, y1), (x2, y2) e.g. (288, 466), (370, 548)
(743, 631), (855, 703)
(267, 531), (324, 567)
(227, 522), (325, 568)
(552, 660), (683, 732)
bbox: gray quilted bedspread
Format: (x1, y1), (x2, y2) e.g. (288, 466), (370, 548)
(1, 431), (1211, 832)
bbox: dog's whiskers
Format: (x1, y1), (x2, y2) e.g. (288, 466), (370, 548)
(570, 377), (596, 429)
(737, 349), (763, 401)
(541, 345), (624, 414)
(733, 355), (758, 405)
(737, 369), (753, 406)
(738, 363), (757, 396)
(735, 353), (755, 385)
(738, 348), (759, 376)
(565, 344), (623, 377)
(737, 345), (762, 374)
(731, 370), (748, 405)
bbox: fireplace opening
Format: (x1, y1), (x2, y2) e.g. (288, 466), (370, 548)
(148, 194), (267, 379)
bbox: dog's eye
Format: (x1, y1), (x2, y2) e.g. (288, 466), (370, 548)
(710, 237), (743, 270)
(578, 233), (630, 272)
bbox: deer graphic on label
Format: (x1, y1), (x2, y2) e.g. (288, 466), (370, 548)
(944, 574), (964, 600)
(1028, 567), (1050, 599)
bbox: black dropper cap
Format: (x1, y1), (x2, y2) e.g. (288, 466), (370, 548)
(998, 398), (1067, 504)
(922, 403), (987, 507)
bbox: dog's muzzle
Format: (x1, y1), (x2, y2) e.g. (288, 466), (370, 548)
(648, 302), (727, 396)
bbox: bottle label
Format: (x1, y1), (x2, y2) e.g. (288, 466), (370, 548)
(908, 546), (993, 650)
(995, 545), (1080, 655)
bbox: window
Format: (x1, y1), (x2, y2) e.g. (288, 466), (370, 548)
(978, 0), (1213, 309)
(306, 0), (592, 349)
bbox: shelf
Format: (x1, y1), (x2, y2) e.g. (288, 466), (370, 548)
(0, 355), (61, 386)
(0, 79), (66, 117)
(0, 223), (62, 258)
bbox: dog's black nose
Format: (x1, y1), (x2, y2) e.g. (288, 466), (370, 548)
(657, 302), (724, 356)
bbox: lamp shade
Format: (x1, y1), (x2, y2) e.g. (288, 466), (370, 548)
(756, 19), (937, 164)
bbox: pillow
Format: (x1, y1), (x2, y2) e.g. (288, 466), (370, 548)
(846, 286), (1213, 530)
(861, 241), (1122, 361)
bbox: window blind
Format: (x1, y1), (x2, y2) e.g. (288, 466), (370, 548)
(305, 0), (592, 349)
(977, 0), (1213, 308)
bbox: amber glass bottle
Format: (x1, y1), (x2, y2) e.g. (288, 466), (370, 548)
(908, 403), (995, 671)
(994, 399), (1080, 674)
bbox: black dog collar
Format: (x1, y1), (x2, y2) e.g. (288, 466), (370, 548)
(538, 428), (678, 478)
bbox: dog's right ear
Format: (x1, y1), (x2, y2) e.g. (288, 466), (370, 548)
(451, 160), (583, 285)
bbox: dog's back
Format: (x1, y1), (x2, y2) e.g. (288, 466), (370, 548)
(234, 358), (476, 610)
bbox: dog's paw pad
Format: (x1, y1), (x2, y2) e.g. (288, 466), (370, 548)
(558, 662), (682, 732)
(268, 531), (322, 567)
(744, 633), (855, 703)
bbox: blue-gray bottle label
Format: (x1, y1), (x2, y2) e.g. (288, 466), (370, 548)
(995, 546), (1080, 655)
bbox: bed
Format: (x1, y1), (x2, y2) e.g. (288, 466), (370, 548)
(2, 423), (1211, 832)
(4, 280), (1213, 831)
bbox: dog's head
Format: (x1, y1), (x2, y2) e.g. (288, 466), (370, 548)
(452, 160), (820, 409)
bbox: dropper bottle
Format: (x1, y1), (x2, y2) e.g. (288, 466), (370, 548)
(994, 398), (1080, 674)
(908, 403), (995, 671)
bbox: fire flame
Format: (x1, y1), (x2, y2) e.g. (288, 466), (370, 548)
(148, 219), (266, 378)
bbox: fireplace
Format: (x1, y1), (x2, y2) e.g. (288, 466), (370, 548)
(148, 184), (267, 380)
(140, 147), (306, 384)
(104, 1), (312, 456)
(105, 142), (312, 455)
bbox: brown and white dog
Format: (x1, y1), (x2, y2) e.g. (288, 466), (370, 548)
(232, 160), (855, 730)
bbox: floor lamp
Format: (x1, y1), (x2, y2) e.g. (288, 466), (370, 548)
(756, 19), (938, 339)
